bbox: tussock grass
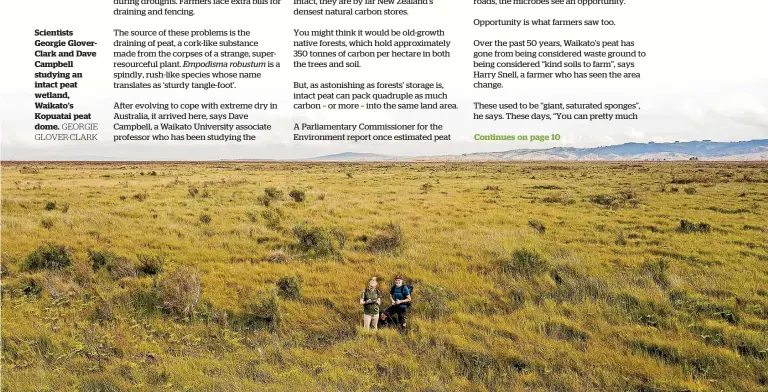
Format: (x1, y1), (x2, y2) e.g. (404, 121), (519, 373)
(159, 265), (201, 318)
(528, 219), (546, 234)
(678, 219), (712, 234)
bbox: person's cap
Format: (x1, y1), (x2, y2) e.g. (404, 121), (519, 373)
(394, 275), (403, 280)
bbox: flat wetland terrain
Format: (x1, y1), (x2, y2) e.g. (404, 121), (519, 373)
(1, 162), (768, 391)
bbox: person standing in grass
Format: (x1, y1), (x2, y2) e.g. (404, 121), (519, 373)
(360, 277), (381, 330)
(387, 275), (411, 329)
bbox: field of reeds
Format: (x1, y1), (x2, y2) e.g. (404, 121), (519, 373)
(1, 162), (767, 391)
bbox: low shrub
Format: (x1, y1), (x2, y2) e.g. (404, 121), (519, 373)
(289, 189), (306, 203)
(367, 223), (404, 253)
(137, 253), (164, 275)
(590, 190), (640, 209)
(24, 244), (72, 271)
(88, 249), (137, 278)
(44, 201), (56, 211)
(293, 224), (341, 257)
(19, 275), (44, 296)
(685, 187), (697, 195)
(88, 249), (115, 270)
(132, 192), (148, 201)
(262, 207), (284, 229)
(257, 196), (271, 207)
(264, 187), (284, 200)
(199, 214), (212, 224)
(590, 194), (618, 208)
(276, 276), (302, 299)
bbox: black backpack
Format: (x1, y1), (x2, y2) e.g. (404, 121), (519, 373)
(390, 284), (414, 307)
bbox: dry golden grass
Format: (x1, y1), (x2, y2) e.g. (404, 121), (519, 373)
(1, 162), (767, 391)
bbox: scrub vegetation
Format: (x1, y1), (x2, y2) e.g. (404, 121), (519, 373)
(2, 162), (768, 391)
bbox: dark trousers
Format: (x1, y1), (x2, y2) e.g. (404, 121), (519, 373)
(384, 305), (408, 327)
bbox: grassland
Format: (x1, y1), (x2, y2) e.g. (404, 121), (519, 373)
(1, 162), (767, 392)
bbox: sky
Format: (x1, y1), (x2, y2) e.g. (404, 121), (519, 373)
(1, 0), (767, 160)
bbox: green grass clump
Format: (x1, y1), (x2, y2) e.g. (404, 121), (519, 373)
(500, 249), (549, 277)
(24, 244), (72, 271)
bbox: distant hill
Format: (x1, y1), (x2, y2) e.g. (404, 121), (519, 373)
(305, 152), (401, 162)
(308, 140), (768, 162)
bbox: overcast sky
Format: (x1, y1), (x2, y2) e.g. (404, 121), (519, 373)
(1, 0), (766, 160)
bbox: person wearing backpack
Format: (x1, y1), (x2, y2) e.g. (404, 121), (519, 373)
(386, 275), (412, 329)
(359, 277), (381, 330)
